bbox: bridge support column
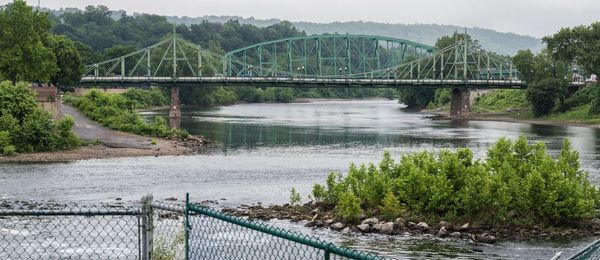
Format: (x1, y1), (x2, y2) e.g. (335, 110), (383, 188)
(169, 86), (181, 129)
(450, 88), (470, 119)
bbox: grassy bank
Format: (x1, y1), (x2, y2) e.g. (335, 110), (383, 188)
(64, 88), (188, 138)
(468, 86), (600, 125)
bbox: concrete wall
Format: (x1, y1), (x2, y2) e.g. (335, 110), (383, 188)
(32, 86), (61, 121)
(469, 89), (492, 106)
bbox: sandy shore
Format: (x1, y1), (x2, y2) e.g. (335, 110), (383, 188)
(0, 139), (198, 163)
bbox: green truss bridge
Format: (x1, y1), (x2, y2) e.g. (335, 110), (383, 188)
(79, 32), (526, 120)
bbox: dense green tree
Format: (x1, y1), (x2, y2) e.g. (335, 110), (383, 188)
(544, 22), (600, 76)
(0, 0), (57, 83)
(512, 49), (536, 83)
(510, 49), (569, 117)
(0, 81), (79, 153)
(47, 34), (84, 85)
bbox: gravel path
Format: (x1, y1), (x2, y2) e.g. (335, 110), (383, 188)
(61, 104), (152, 149)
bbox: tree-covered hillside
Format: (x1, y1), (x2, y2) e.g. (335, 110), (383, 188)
(162, 16), (542, 55)
(47, 8), (541, 56)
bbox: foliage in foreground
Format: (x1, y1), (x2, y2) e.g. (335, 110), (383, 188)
(64, 89), (187, 138)
(0, 81), (79, 154)
(312, 136), (600, 226)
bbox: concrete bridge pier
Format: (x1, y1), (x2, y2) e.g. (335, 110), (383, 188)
(169, 86), (181, 129)
(450, 88), (470, 119)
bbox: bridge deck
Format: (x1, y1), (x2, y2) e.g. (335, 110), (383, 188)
(80, 76), (527, 89)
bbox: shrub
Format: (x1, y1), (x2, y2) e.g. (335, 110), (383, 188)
(311, 184), (326, 203)
(380, 191), (403, 220)
(2, 145), (16, 155)
(289, 188), (301, 206)
(335, 190), (362, 223)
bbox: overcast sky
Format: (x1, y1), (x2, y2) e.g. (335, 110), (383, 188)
(4, 0), (600, 37)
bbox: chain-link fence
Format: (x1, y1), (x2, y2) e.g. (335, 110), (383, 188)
(0, 194), (381, 260)
(0, 202), (141, 259)
(566, 239), (600, 260)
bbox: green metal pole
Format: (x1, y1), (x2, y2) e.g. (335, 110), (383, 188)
(185, 193), (190, 260)
(147, 49), (151, 77)
(173, 26), (177, 78)
(121, 58), (125, 78)
(333, 38), (337, 75)
(288, 40), (292, 76)
(345, 37), (351, 76)
(374, 39), (380, 70)
(273, 44), (277, 75)
(317, 38), (322, 76)
(454, 43), (458, 79)
(463, 38), (468, 80)
(258, 46), (262, 76)
(303, 39), (308, 75)
(198, 50), (202, 77)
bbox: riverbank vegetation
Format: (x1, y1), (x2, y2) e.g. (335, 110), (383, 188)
(309, 136), (599, 227)
(0, 81), (79, 155)
(424, 22), (600, 124)
(64, 88), (188, 138)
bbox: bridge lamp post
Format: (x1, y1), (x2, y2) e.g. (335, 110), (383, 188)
(296, 66), (305, 78)
(338, 67), (347, 77)
(247, 65), (253, 77)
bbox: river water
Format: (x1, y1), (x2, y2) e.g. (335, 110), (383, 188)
(2, 99), (599, 259)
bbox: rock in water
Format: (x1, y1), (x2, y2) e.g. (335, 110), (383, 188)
(437, 226), (449, 238)
(330, 222), (345, 231)
(394, 218), (406, 229)
(361, 217), (379, 226)
(476, 233), (497, 244)
(416, 222), (429, 230)
(372, 222), (383, 232)
(457, 223), (470, 231)
(379, 222), (395, 235)
(357, 224), (370, 233)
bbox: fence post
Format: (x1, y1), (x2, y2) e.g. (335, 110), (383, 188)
(141, 195), (154, 260)
(185, 193), (190, 260)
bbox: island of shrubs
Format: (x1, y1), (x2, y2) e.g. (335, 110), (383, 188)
(64, 88), (188, 138)
(311, 136), (599, 227)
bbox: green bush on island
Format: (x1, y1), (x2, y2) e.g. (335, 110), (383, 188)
(312, 136), (600, 226)
(0, 81), (80, 154)
(64, 89), (188, 138)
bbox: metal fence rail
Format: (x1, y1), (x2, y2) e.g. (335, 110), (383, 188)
(0, 194), (381, 260)
(187, 202), (378, 260)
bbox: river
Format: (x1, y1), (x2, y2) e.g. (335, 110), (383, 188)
(1, 99), (599, 259)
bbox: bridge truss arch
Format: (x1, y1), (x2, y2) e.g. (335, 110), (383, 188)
(222, 34), (436, 78)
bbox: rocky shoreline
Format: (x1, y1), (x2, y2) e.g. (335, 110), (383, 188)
(222, 203), (600, 244)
